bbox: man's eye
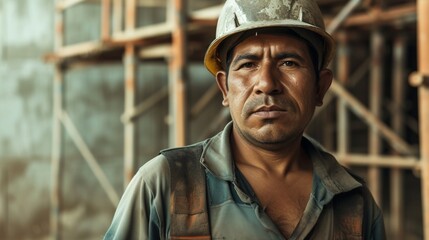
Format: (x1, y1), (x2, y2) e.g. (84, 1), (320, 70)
(282, 61), (296, 67)
(240, 62), (256, 68)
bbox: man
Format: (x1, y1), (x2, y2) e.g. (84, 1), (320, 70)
(105, 0), (386, 239)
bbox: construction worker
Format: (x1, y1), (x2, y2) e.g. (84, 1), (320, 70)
(105, 0), (386, 239)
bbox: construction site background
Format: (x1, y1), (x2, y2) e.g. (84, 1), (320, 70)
(0, 0), (426, 239)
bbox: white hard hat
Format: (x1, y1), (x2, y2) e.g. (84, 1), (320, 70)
(204, 0), (336, 75)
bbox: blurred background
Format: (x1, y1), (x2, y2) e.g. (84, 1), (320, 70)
(0, 0), (427, 239)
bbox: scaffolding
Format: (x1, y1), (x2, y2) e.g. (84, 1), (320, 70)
(46, 0), (429, 239)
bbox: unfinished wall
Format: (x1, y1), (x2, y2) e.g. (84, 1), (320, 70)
(0, 0), (424, 239)
(0, 0), (54, 238)
(0, 0), (221, 239)
(0, 0), (122, 238)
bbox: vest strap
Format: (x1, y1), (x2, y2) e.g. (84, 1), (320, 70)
(333, 187), (365, 240)
(162, 142), (365, 239)
(161, 143), (211, 240)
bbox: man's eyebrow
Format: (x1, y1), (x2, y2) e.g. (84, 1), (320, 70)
(275, 52), (306, 62)
(231, 52), (307, 66)
(231, 53), (260, 66)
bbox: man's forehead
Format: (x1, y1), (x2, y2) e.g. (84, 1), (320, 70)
(232, 33), (309, 56)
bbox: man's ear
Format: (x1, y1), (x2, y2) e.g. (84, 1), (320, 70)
(216, 71), (229, 107)
(316, 69), (333, 106)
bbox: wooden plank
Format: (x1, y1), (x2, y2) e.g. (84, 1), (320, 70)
(191, 83), (219, 118)
(55, 41), (107, 58)
(60, 112), (119, 206)
(189, 4), (223, 20)
(123, 44), (138, 186)
(56, 0), (100, 10)
(417, 0), (429, 238)
(113, 0), (123, 33)
(121, 86), (169, 122)
(139, 44), (171, 59)
(368, 29), (384, 206)
(342, 3), (416, 26)
(330, 81), (415, 155)
(390, 33), (407, 240)
(125, 0), (136, 31)
(101, 0), (111, 41)
(111, 22), (172, 43)
(168, 0), (187, 147)
(51, 1), (65, 238)
(326, 0), (361, 33)
(335, 154), (420, 169)
(336, 32), (350, 159)
(50, 66), (63, 240)
(136, 0), (166, 7)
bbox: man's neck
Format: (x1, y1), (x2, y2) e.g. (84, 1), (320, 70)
(231, 129), (310, 177)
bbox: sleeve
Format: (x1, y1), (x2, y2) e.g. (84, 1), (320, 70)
(362, 186), (386, 240)
(104, 155), (171, 240)
(370, 210), (386, 240)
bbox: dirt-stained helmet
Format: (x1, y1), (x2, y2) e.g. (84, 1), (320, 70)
(204, 0), (336, 75)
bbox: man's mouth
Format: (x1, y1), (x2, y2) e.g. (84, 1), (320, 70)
(252, 105), (287, 118)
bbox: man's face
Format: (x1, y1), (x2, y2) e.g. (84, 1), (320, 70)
(216, 33), (332, 150)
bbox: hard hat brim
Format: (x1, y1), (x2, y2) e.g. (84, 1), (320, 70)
(204, 19), (336, 76)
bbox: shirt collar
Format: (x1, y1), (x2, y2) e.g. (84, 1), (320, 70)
(200, 122), (362, 196)
(303, 137), (362, 194)
(200, 121), (236, 181)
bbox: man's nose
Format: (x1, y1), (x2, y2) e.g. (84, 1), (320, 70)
(254, 64), (282, 95)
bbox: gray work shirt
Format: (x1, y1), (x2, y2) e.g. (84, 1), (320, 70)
(105, 122), (385, 240)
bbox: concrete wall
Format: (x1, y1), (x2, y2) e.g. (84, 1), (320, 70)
(0, 0), (423, 239)
(0, 0), (221, 239)
(0, 0), (54, 238)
